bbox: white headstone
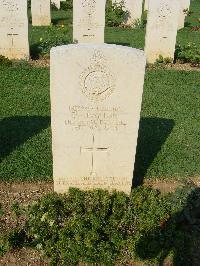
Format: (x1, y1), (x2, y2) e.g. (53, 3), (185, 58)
(31, 0), (51, 26)
(0, 0), (29, 60)
(113, 0), (143, 26)
(50, 44), (146, 194)
(144, 0), (149, 11)
(178, 0), (190, 30)
(145, 0), (179, 63)
(73, 0), (106, 43)
(51, 0), (60, 9)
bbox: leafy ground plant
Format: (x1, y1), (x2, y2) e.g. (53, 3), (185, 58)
(105, 0), (128, 27)
(1, 185), (200, 265)
(175, 43), (200, 65)
(0, 56), (12, 67)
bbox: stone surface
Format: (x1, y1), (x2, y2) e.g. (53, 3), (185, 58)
(31, 0), (51, 26)
(144, 0), (148, 11)
(178, 0), (190, 30)
(145, 0), (179, 63)
(73, 0), (106, 43)
(50, 44), (146, 194)
(113, 0), (143, 26)
(51, 0), (60, 9)
(0, 0), (29, 60)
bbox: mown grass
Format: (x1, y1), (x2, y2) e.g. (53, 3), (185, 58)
(0, 65), (199, 182)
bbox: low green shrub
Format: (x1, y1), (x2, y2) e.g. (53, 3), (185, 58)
(0, 55), (12, 67)
(156, 55), (173, 64)
(30, 27), (70, 58)
(2, 185), (199, 265)
(60, 0), (73, 10)
(51, 3), (59, 11)
(105, 0), (128, 27)
(175, 43), (200, 65)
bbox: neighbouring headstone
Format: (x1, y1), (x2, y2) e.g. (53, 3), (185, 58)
(31, 0), (51, 26)
(178, 0), (190, 30)
(50, 44), (146, 194)
(73, 0), (106, 43)
(144, 0), (148, 11)
(51, 0), (60, 9)
(0, 0), (29, 60)
(145, 0), (179, 63)
(113, 0), (143, 26)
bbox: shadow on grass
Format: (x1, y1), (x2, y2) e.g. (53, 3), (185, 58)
(136, 186), (200, 265)
(0, 116), (50, 162)
(30, 43), (42, 60)
(51, 18), (68, 26)
(107, 41), (131, 47)
(184, 21), (192, 28)
(133, 117), (175, 187)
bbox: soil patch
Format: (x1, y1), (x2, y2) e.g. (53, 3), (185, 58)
(144, 179), (183, 194)
(0, 248), (48, 266)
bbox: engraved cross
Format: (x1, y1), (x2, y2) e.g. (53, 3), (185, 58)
(7, 33), (19, 47)
(81, 135), (109, 177)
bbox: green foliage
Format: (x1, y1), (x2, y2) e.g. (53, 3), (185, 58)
(37, 35), (68, 57)
(60, 0), (73, 10)
(183, 8), (192, 16)
(51, 3), (59, 11)
(24, 189), (130, 265)
(30, 26), (70, 58)
(105, 0), (128, 27)
(156, 55), (173, 65)
(3, 185), (200, 265)
(175, 43), (200, 65)
(0, 55), (12, 67)
(7, 229), (27, 249)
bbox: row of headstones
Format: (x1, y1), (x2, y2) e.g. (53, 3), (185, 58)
(32, 0), (190, 30)
(31, 0), (143, 27)
(0, 0), (190, 63)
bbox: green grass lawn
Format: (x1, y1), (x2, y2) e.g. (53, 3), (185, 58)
(0, 66), (199, 182)
(0, 0), (199, 182)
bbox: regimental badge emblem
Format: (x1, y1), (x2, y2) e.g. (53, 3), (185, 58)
(80, 50), (115, 102)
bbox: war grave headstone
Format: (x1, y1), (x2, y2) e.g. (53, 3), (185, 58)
(31, 0), (51, 26)
(178, 0), (190, 30)
(73, 0), (106, 43)
(145, 0), (179, 63)
(50, 44), (146, 194)
(113, 0), (143, 26)
(0, 0), (29, 60)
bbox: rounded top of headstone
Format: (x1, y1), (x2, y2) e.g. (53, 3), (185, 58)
(50, 44), (145, 58)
